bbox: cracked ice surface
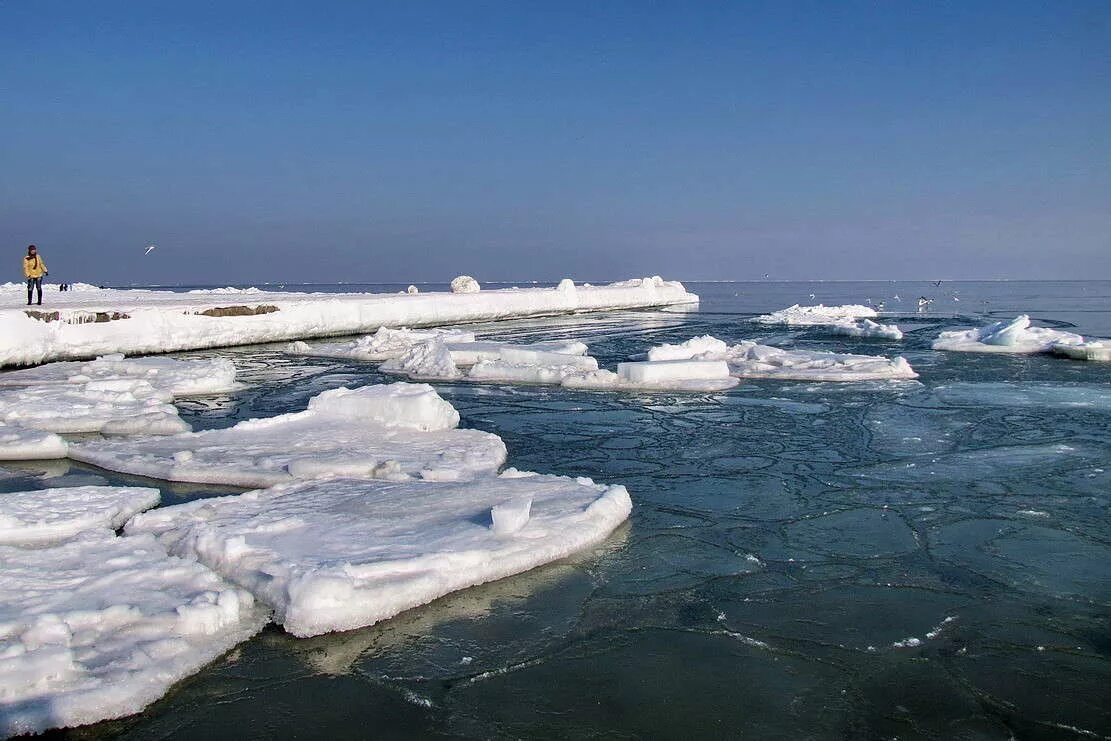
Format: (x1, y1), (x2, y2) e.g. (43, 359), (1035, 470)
(126, 471), (632, 637)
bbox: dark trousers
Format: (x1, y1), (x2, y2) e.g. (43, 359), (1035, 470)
(26, 277), (42, 305)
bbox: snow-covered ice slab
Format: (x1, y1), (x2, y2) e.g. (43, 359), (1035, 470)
(0, 423), (67, 460)
(126, 470), (632, 637)
(379, 339), (593, 382)
(68, 383), (507, 487)
(1051, 340), (1111, 362)
(646, 336), (917, 382)
(562, 360), (740, 392)
(753, 304), (878, 326)
(286, 326), (477, 362)
(0, 379), (190, 435)
(467, 350), (599, 385)
(1, 276), (696, 367)
(825, 319), (904, 340)
(932, 315), (1086, 354)
(0, 530), (268, 736)
(0, 354), (240, 396)
(443, 340), (589, 366)
(0, 486), (160, 545)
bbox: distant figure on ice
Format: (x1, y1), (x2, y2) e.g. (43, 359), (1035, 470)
(22, 244), (48, 306)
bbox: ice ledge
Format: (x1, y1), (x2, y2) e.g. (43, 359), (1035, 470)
(0, 277), (697, 368)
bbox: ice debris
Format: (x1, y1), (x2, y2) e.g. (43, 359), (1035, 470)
(932, 315), (1087, 355)
(450, 275), (481, 293)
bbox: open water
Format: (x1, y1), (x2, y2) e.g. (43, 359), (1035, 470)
(5, 281), (1110, 740)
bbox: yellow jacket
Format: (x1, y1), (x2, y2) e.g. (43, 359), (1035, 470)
(23, 254), (47, 279)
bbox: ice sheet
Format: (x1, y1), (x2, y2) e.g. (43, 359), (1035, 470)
(0, 530), (268, 736)
(0, 423), (67, 460)
(753, 304), (878, 326)
(126, 470), (632, 637)
(0, 354), (240, 397)
(68, 383), (507, 487)
(932, 315), (1086, 354)
(0, 486), (160, 545)
(0, 379), (190, 435)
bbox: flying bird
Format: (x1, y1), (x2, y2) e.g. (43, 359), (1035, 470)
(892, 294), (901, 302)
(808, 293), (816, 300)
(144, 244), (157, 255)
(933, 280), (943, 287)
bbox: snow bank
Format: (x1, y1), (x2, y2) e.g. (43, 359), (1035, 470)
(0, 486), (160, 545)
(932, 315), (1086, 354)
(126, 470), (631, 637)
(286, 326), (477, 361)
(450, 275), (481, 294)
(68, 383), (506, 487)
(0, 379), (189, 434)
(753, 304), (877, 326)
(0, 530), (267, 736)
(0, 354), (240, 397)
(826, 319), (904, 340)
(1, 278), (696, 368)
(0, 423), (68, 460)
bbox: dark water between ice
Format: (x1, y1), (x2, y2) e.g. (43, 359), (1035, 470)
(8, 281), (1111, 740)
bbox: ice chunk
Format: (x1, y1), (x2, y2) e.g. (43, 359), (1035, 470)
(0, 379), (190, 435)
(0, 354), (240, 396)
(444, 340), (590, 366)
(1051, 340), (1111, 362)
(286, 326), (477, 361)
(563, 360), (740, 392)
(450, 275), (481, 293)
(379, 339), (462, 380)
(68, 383), (506, 487)
(825, 319), (904, 340)
(0, 423), (67, 460)
(0, 485), (160, 545)
(0, 530), (268, 736)
(934, 382), (1111, 410)
(753, 304), (878, 326)
(646, 335), (730, 361)
(933, 315), (1086, 354)
(126, 471), (632, 637)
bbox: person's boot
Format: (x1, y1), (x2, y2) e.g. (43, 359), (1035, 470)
(27, 291), (32, 306)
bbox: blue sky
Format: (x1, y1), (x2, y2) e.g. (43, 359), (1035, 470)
(2, 1), (1108, 284)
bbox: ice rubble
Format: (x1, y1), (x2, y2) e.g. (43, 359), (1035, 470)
(646, 336), (917, 381)
(0, 485), (160, 545)
(753, 304), (878, 326)
(932, 315), (1087, 355)
(0, 379), (190, 435)
(562, 361), (740, 392)
(0, 529), (268, 736)
(126, 470), (632, 637)
(0, 423), (68, 460)
(0, 354), (240, 396)
(68, 383), (508, 487)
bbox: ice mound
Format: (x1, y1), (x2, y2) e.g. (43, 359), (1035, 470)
(187, 286), (264, 294)
(0, 423), (67, 460)
(286, 326), (477, 362)
(753, 304), (878, 326)
(467, 349), (599, 385)
(646, 336), (917, 382)
(563, 360), (740, 392)
(826, 319), (904, 340)
(125, 471), (632, 637)
(932, 315), (1086, 354)
(0, 486), (160, 545)
(0, 354), (240, 397)
(0, 379), (190, 435)
(450, 275), (481, 293)
(1051, 340), (1111, 362)
(380, 339), (592, 381)
(0, 529), (268, 736)
(68, 383), (506, 487)
(444, 339), (590, 366)
(379, 338), (463, 380)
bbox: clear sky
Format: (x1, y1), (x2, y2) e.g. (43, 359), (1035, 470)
(2, 1), (1109, 285)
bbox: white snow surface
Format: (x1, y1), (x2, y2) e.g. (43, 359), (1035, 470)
(0, 379), (190, 435)
(126, 470), (632, 637)
(932, 315), (1086, 354)
(0, 423), (68, 460)
(0, 354), (240, 397)
(753, 304), (878, 326)
(826, 319), (904, 340)
(0, 486), (160, 545)
(286, 326), (477, 361)
(450, 276), (481, 294)
(647, 337), (917, 381)
(0, 278), (697, 368)
(68, 383), (507, 487)
(0, 530), (268, 736)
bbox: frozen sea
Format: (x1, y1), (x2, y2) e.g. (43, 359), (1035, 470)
(3, 280), (1109, 740)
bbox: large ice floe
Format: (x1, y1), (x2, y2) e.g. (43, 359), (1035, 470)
(645, 336), (917, 382)
(932, 315), (1090, 356)
(0, 485), (160, 545)
(68, 383), (508, 487)
(125, 470), (632, 637)
(0, 527), (268, 736)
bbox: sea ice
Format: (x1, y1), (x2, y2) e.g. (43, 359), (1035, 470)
(825, 319), (904, 340)
(0, 423), (68, 460)
(932, 315), (1086, 354)
(0, 379), (190, 435)
(646, 335), (730, 361)
(379, 339), (463, 380)
(450, 275), (481, 293)
(1050, 340), (1111, 362)
(0, 486), (160, 545)
(286, 326), (477, 362)
(0, 530), (268, 736)
(753, 304), (878, 326)
(0, 354), (240, 397)
(125, 470), (632, 637)
(379, 339), (593, 382)
(562, 360), (740, 392)
(933, 382), (1111, 410)
(68, 383), (507, 487)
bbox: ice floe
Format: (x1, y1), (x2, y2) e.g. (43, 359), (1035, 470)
(0, 354), (240, 396)
(0, 379), (190, 435)
(0, 529), (268, 736)
(126, 470), (631, 637)
(1050, 340), (1111, 362)
(562, 360), (740, 392)
(933, 382), (1111, 410)
(753, 304), (878, 326)
(825, 319), (904, 340)
(68, 383), (507, 487)
(450, 275), (481, 293)
(0, 423), (68, 460)
(0, 486), (160, 545)
(932, 315), (1086, 355)
(286, 326), (477, 361)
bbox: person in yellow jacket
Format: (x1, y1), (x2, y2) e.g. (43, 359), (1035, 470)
(23, 244), (48, 306)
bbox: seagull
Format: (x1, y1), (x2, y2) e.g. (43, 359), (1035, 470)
(917, 296), (934, 312)
(951, 291), (960, 302)
(892, 294), (901, 302)
(876, 300), (885, 311)
(763, 273), (770, 279)
(808, 293), (816, 300)
(933, 280), (943, 287)
(144, 243), (157, 256)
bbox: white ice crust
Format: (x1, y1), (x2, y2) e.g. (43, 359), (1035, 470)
(68, 383), (507, 487)
(0, 278), (696, 368)
(286, 326), (477, 361)
(0, 423), (68, 460)
(753, 304), (878, 326)
(0, 379), (190, 435)
(0, 486), (160, 545)
(0, 530), (268, 736)
(932, 315), (1087, 355)
(126, 471), (632, 637)
(826, 319), (904, 340)
(0, 354), (240, 397)
(647, 336), (917, 382)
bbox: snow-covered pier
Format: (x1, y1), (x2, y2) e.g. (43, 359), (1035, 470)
(0, 277), (697, 368)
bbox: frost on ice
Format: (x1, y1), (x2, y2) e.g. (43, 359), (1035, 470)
(68, 383), (508, 487)
(646, 336), (917, 382)
(0, 529), (268, 736)
(932, 315), (1088, 355)
(0, 486), (160, 545)
(752, 304), (878, 325)
(126, 470), (632, 637)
